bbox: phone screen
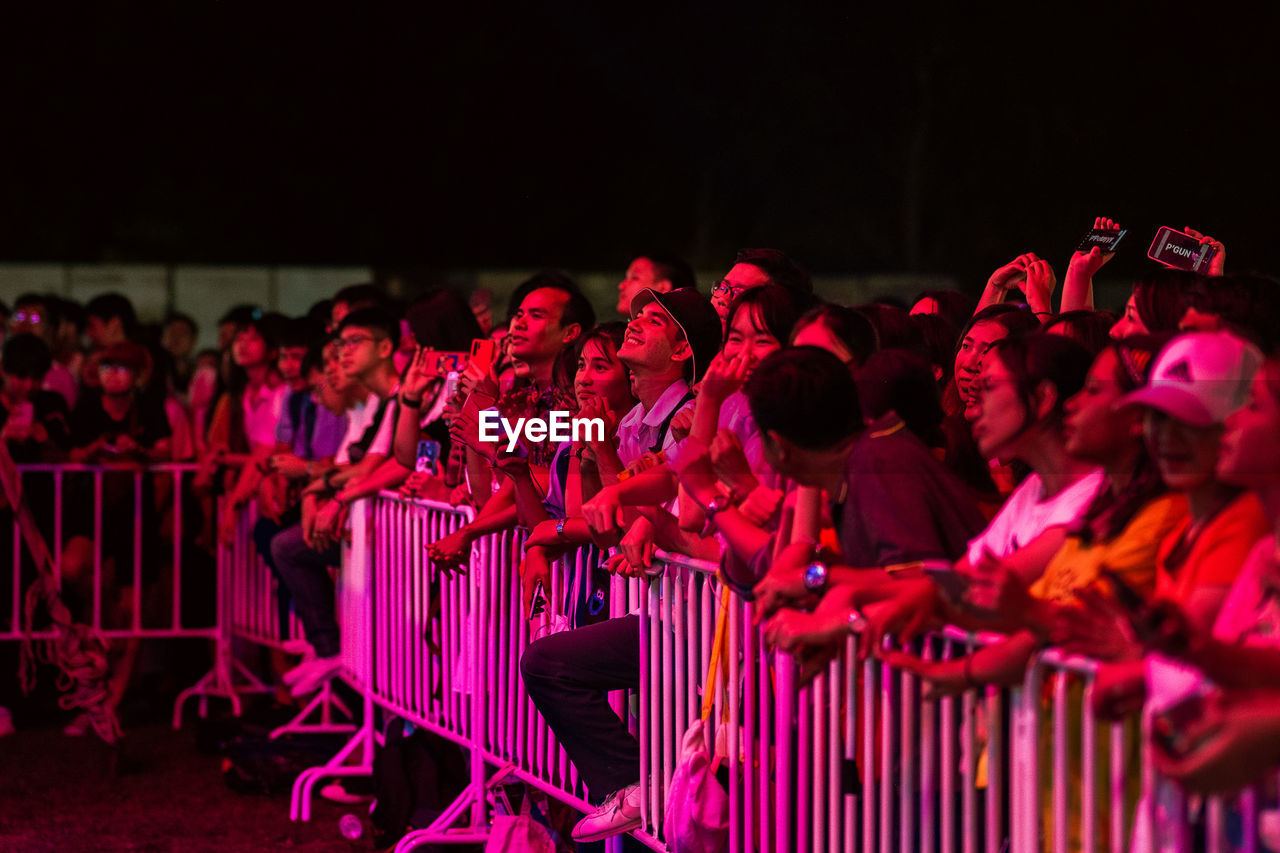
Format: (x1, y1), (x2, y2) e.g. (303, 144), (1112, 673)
(528, 580), (548, 620)
(1148, 227), (1216, 273)
(415, 440), (441, 475)
(1076, 228), (1126, 254)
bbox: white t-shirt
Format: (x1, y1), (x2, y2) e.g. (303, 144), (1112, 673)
(334, 391), (397, 465)
(965, 467), (1106, 564)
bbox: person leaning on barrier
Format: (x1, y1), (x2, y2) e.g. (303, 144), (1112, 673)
(521, 288), (720, 845)
(686, 346), (984, 679)
(270, 307), (407, 697)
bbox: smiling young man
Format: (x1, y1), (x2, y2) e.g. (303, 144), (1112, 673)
(521, 287), (720, 844)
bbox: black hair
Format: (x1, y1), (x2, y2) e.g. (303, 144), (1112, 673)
(734, 248), (813, 295)
(990, 331), (1094, 436)
(164, 311), (198, 338)
(3, 333), (52, 379)
(85, 293), (139, 336)
(955, 303), (1040, 358)
(236, 311), (287, 351)
(54, 296), (84, 332)
(910, 312), (959, 387)
(1076, 334), (1172, 545)
(507, 271), (596, 337)
(724, 285), (807, 350)
(1130, 269), (1199, 334)
(856, 349), (945, 447)
(338, 306), (401, 351)
(910, 289), (976, 329)
(552, 321), (630, 400)
(639, 252), (696, 292)
(744, 346), (862, 450)
(276, 316), (316, 350)
(791, 303), (879, 367)
(407, 287), (485, 351)
(301, 342), (327, 376)
(1186, 272), (1280, 354)
(855, 303), (927, 356)
(1042, 309), (1116, 357)
(13, 293), (61, 326)
(218, 303), (260, 328)
(332, 283), (387, 313)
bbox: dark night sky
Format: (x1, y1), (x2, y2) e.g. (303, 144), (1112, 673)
(2, 5), (1278, 289)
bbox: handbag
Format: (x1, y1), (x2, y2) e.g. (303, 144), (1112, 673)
(663, 586), (733, 853)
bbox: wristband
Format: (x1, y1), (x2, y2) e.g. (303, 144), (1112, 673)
(401, 394), (423, 409)
(555, 518), (566, 538)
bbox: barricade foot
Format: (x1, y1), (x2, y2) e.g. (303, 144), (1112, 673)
(270, 680), (357, 739)
(290, 712), (375, 822)
(171, 653), (273, 729)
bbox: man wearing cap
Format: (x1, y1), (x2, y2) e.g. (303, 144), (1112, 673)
(520, 287), (721, 844)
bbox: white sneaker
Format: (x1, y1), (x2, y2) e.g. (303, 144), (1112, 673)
(571, 782), (642, 843)
(285, 655), (342, 696)
(281, 639), (316, 658)
(320, 780), (373, 804)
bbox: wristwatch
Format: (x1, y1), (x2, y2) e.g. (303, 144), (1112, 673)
(803, 561), (829, 593)
(555, 518), (567, 538)
(702, 494), (732, 518)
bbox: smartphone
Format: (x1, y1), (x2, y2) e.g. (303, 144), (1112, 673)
(415, 440), (441, 475)
(434, 352), (468, 375)
(468, 338), (496, 377)
(922, 560), (970, 603)
(1148, 226), (1217, 273)
(1076, 227), (1127, 254)
(528, 580), (548, 620)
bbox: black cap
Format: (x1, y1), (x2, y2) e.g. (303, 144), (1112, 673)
(629, 288), (723, 382)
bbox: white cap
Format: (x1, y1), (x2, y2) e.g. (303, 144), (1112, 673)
(1118, 331), (1262, 427)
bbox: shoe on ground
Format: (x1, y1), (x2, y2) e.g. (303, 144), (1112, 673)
(286, 655), (342, 696)
(571, 782), (642, 843)
(320, 778), (374, 804)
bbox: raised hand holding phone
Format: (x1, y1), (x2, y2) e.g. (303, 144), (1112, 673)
(1062, 216), (1123, 312)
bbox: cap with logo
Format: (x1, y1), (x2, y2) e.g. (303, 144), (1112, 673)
(1117, 331), (1262, 427)
(628, 288), (723, 382)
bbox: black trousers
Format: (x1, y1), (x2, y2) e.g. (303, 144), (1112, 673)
(520, 614), (640, 801)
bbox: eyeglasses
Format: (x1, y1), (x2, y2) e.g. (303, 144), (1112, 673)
(335, 334), (383, 350)
(711, 280), (746, 301)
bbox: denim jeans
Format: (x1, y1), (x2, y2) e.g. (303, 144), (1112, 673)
(269, 523), (341, 658)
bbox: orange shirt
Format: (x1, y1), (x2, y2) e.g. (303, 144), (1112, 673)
(1155, 492), (1269, 606)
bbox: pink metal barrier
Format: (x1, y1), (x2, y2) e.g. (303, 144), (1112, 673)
(213, 491), (1272, 851)
(3, 463), (209, 641)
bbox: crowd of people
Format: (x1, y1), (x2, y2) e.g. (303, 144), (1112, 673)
(3, 223), (1279, 847)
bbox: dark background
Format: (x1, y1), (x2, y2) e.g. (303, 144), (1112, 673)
(2, 5), (1277, 290)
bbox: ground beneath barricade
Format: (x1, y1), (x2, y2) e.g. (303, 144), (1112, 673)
(0, 722), (359, 853)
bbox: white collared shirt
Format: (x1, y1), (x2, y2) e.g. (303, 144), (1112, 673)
(614, 379), (693, 467)
(243, 381), (289, 450)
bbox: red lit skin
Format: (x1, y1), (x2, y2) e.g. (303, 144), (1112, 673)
(792, 319), (856, 365)
(971, 355), (1028, 462)
(574, 337), (633, 416)
(232, 327), (272, 370)
(508, 287), (578, 388)
(10, 303), (50, 342)
(277, 345), (308, 387)
(711, 263), (771, 328)
(616, 257), (671, 316)
(617, 303), (691, 397)
(720, 303), (782, 368)
(1062, 350), (1143, 464)
(954, 320), (1010, 423)
(1109, 294), (1148, 340)
(2, 373), (40, 406)
(1178, 306), (1223, 334)
(1218, 370), (1280, 492)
